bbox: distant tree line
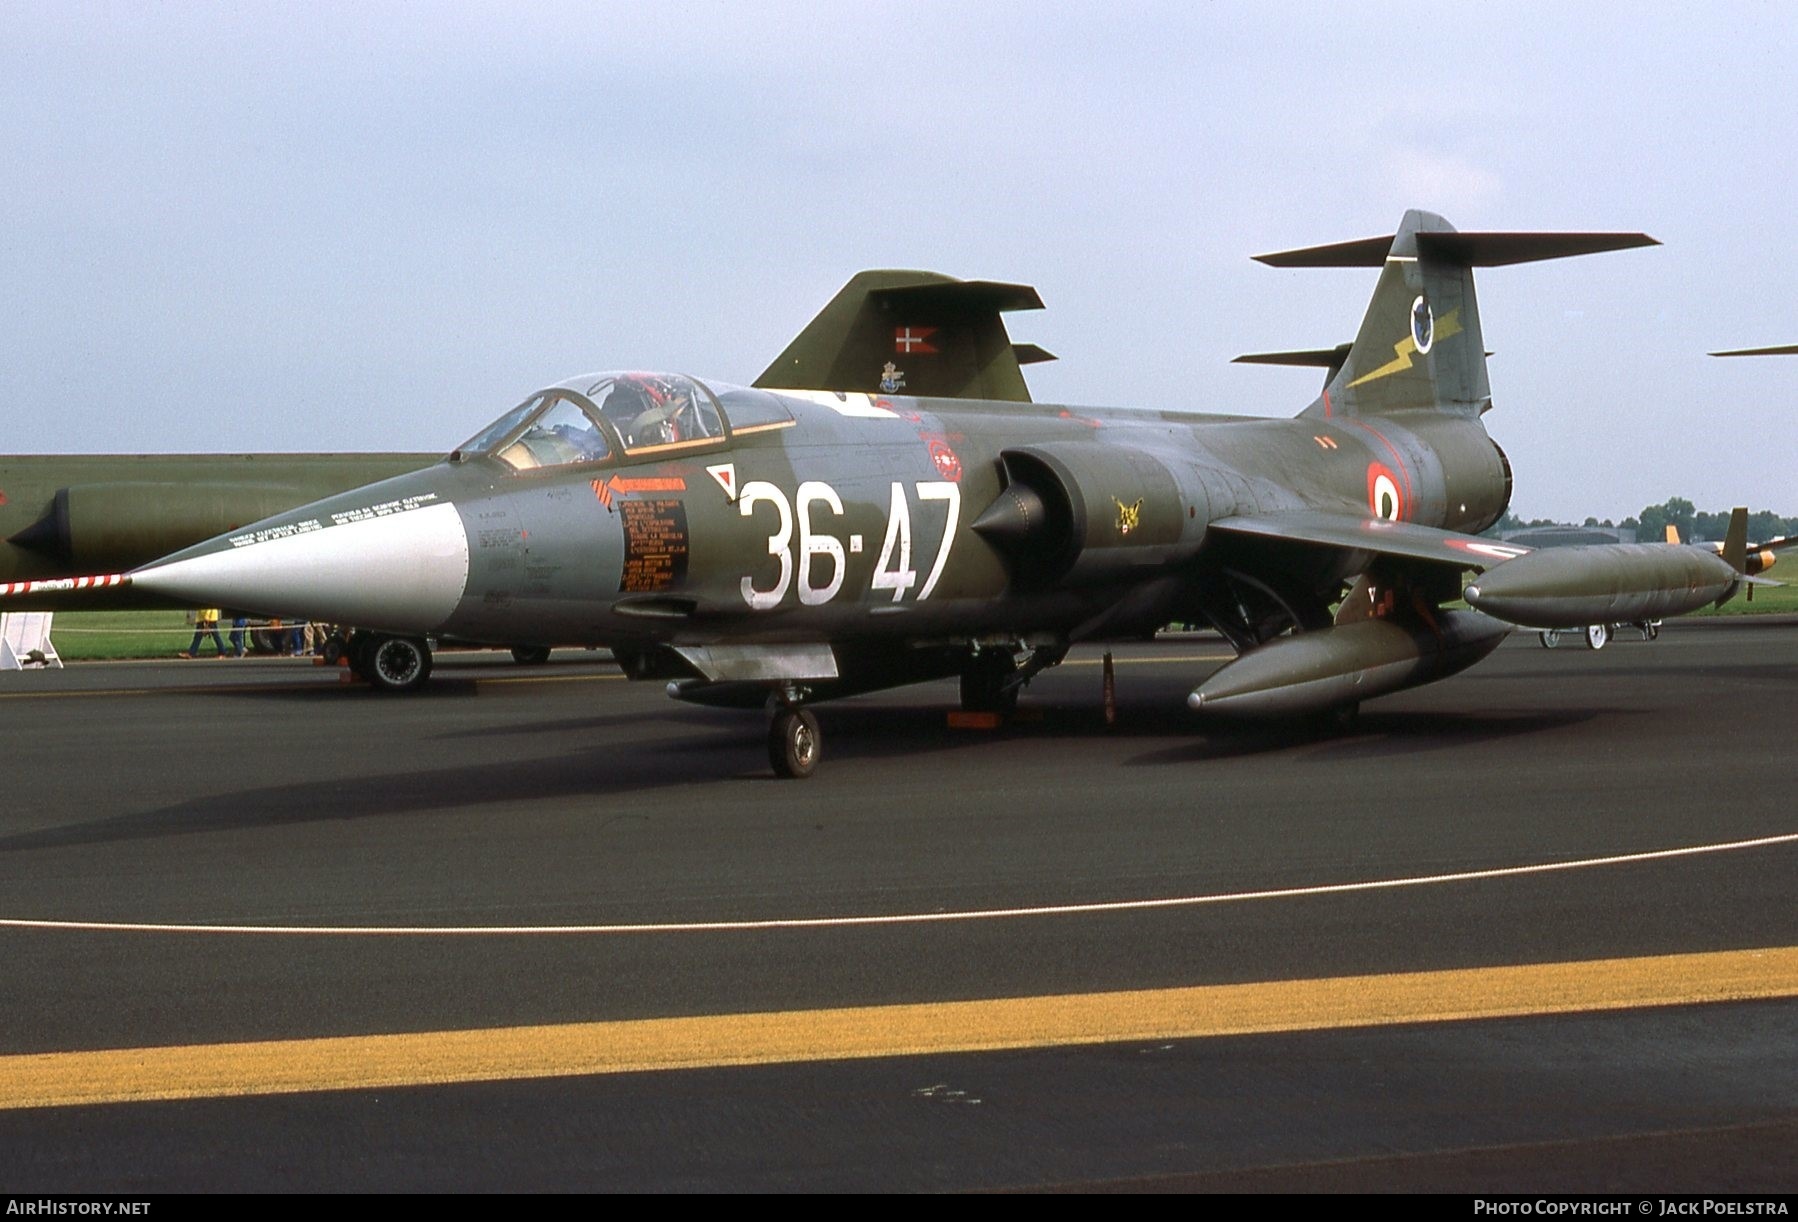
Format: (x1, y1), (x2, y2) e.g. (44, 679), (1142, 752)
(1485, 499), (1797, 543)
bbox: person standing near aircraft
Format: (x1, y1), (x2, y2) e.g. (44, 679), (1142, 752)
(179, 608), (228, 658)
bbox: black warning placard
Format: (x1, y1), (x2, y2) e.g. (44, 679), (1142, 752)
(619, 498), (690, 592)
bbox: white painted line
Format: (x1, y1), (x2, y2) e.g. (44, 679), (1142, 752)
(2, 832), (1794, 938)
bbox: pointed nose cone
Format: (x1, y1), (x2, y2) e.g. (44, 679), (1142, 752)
(131, 494), (470, 635)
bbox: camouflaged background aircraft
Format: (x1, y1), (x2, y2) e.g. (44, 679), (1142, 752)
(5, 210), (1764, 777)
(0, 269), (1049, 613)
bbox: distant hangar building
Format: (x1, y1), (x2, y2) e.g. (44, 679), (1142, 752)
(1502, 524), (1637, 547)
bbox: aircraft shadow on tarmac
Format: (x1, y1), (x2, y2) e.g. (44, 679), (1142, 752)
(0, 688), (1644, 856)
(0, 702), (1051, 854)
(1123, 706), (1620, 767)
(0, 736), (758, 854)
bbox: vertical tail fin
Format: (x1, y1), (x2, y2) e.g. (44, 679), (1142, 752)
(1254, 213), (1657, 420)
(1722, 506), (1749, 574)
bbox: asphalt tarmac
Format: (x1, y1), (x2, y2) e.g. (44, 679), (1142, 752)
(0, 619), (1794, 1192)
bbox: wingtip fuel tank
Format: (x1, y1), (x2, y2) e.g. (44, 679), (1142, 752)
(1187, 611), (1513, 720)
(1462, 544), (1740, 629)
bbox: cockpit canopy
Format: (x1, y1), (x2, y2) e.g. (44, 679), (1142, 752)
(454, 372), (772, 472)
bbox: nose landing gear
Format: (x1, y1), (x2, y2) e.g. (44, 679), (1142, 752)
(347, 631), (434, 693)
(767, 687), (820, 779)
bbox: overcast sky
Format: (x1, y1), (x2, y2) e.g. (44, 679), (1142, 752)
(3, 1), (1794, 523)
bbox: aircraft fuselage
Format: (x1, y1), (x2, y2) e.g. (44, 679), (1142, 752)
(126, 382), (1511, 670)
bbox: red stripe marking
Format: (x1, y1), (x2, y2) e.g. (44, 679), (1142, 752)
(1342, 419), (1415, 516)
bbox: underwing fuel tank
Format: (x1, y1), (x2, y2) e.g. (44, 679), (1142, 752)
(1462, 545), (1740, 629)
(1187, 611), (1512, 720)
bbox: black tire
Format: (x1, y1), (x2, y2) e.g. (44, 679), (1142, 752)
(768, 708), (820, 779)
(367, 635), (433, 693)
(320, 635), (346, 665)
(1314, 701), (1359, 735)
(347, 631), (376, 680)
(959, 653), (1019, 714)
(1539, 630), (1561, 649)
(511, 645), (553, 665)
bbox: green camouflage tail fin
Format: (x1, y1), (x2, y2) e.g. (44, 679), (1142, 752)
(1254, 210), (1657, 420)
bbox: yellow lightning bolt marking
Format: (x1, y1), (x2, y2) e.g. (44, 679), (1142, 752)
(1348, 308), (1462, 387)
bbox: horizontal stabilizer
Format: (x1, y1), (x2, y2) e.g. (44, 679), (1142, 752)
(1255, 230), (1659, 268)
(1709, 343), (1798, 357)
(1233, 344), (1353, 369)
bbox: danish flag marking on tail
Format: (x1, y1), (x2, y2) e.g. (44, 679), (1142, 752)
(895, 326), (938, 354)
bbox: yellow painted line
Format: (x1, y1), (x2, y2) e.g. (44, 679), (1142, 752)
(475, 672), (625, 687)
(1063, 652), (1232, 666)
(6, 946), (1796, 1111)
(0, 683), (303, 701)
(0, 671), (624, 700)
(0, 687), (164, 700)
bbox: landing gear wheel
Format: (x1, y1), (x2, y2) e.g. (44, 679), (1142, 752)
(347, 631), (376, 679)
(510, 645), (552, 665)
(1584, 623), (1611, 651)
(959, 653), (1020, 714)
(319, 633), (346, 665)
(1539, 629), (1561, 649)
(769, 708), (820, 779)
(367, 635), (433, 693)
(1645, 621), (1661, 641)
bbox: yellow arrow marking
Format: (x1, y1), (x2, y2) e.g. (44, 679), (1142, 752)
(1349, 307), (1462, 387)
(5, 946), (1796, 1110)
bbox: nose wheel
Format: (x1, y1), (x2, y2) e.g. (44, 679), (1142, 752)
(349, 631), (434, 693)
(768, 707), (821, 779)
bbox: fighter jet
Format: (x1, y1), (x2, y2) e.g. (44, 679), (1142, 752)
(4, 210), (1762, 777)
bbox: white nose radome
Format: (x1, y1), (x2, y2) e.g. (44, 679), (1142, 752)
(131, 501), (470, 633)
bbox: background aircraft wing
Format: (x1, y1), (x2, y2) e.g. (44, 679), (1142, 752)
(755, 270), (1054, 401)
(1709, 344), (1798, 356)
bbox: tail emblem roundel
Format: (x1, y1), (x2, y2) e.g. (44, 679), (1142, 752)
(1367, 463), (1405, 521)
(1411, 295), (1434, 355)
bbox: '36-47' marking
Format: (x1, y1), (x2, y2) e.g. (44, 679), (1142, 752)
(739, 480), (960, 609)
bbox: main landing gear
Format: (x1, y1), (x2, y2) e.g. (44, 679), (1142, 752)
(959, 650), (1020, 715)
(767, 687), (820, 780)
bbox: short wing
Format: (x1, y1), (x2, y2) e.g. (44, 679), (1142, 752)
(1209, 511), (1531, 570)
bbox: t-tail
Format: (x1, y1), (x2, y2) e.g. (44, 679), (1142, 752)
(1252, 210), (1658, 420)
